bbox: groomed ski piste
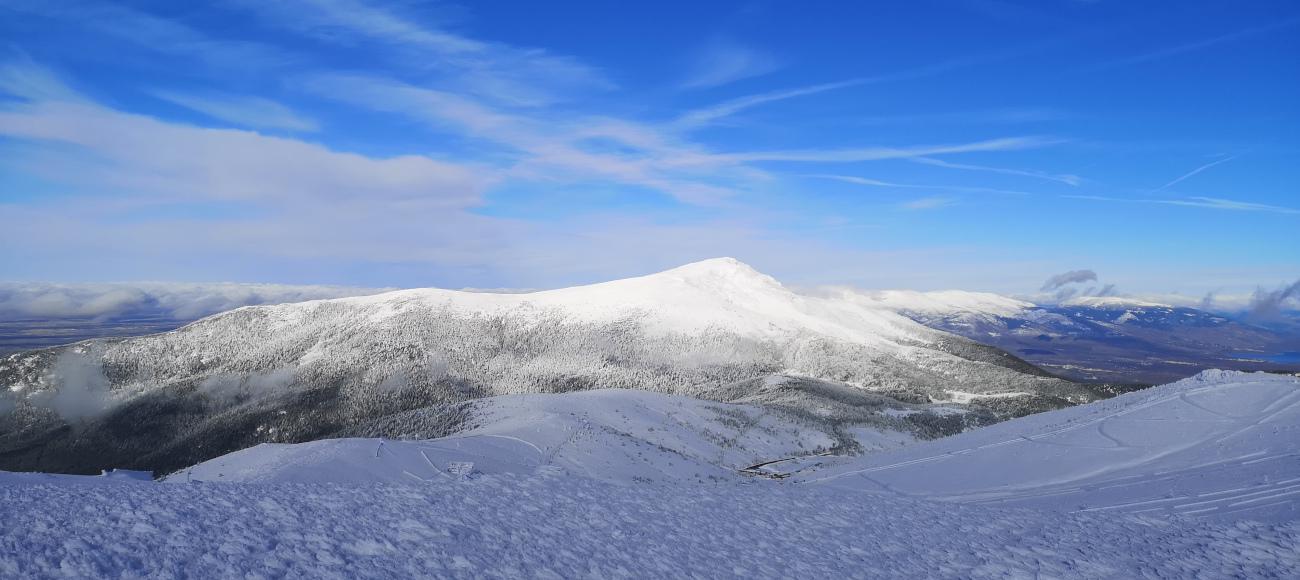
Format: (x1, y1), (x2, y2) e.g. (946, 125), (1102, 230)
(1, 371), (1297, 578)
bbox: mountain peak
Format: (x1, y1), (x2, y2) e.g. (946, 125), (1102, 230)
(667, 256), (751, 272)
(654, 257), (783, 289)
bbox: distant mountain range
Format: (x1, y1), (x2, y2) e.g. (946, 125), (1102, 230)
(866, 290), (1300, 384)
(0, 258), (1111, 475)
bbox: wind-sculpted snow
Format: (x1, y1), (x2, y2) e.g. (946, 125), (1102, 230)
(0, 258), (1101, 475)
(1, 471), (1297, 578)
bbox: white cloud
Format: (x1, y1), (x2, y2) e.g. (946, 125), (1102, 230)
(854, 108), (1068, 126)
(1, 1), (295, 73)
(910, 156), (1081, 186)
(151, 90), (320, 132)
(301, 73), (1059, 206)
(680, 40), (782, 90)
(899, 197), (954, 211)
(0, 57), (84, 102)
(671, 44), (1055, 130)
(1094, 17), (1300, 70)
(0, 281), (392, 320)
(1065, 194), (1300, 215)
(0, 68), (489, 209)
(1156, 155), (1235, 191)
(232, 0), (612, 106)
(673, 79), (863, 128)
(711, 137), (1058, 164)
(301, 73), (757, 205)
(811, 173), (1034, 196)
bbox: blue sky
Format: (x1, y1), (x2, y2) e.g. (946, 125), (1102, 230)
(0, 0), (1297, 301)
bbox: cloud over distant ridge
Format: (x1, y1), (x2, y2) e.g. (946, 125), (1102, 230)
(1248, 279), (1300, 321)
(1040, 269), (1098, 291)
(0, 282), (392, 321)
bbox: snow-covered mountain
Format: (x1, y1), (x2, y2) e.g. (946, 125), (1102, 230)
(171, 388), (915, 485)
(0, 258), (1103, 475)
(871, 289), (1300, 383)
(4, 370), (1290, 577)
(176, 368), (1300, 523)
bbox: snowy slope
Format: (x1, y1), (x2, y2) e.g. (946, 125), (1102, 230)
(176, 369), (1300, 524)
(173, 389), (906, 485)
(2, 371), (1298, 578)
(857, 288), (1034, 317)
(1062, 295), (1175, 309)
(803, 370), (1300, 522)
(0, 258), (1097, 475)
(4, 471), (1297, 579)
(329, 258), (920, 344)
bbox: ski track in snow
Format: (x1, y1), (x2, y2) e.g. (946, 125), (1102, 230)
(803, 371), (1300, 523)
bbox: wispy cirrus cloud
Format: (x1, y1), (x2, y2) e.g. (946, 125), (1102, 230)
(672, 79), (864, 129)
(0, 0), (296, 73)
(230, 0), (612, 106)
(0, 281), (391, 320)
(1066, 194), (1300, 215)
(672, 38), (1073, 130)
(0, 55), (83, 102)
(713, 137), (1058, 164)
(0, 63), (488, 209)
(151, 90), (319, 132)
(300, 73), (753, 205)
(1156, 154), (1236, 191)
(910, 156), (1082, 186)
(811, 174), (1035, 196)
(1091, 17), (1300, 70)
(854, 107), (1068, 126)
(899, 197), (954, 211)
(679, 39), (783, 90)
(302, 73), (1055, 205)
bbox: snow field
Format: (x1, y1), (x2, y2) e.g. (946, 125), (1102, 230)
(1, 474), (1296, 579)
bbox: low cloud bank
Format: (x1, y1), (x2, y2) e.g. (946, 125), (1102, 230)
(1039, 270), (1097, 292)
(0, 282), (393, 321)
(1249, 279), (1300, 321)
(1034, 269), (1122, 303)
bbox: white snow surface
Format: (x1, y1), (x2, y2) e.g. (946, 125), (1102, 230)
(805, 370), (1300, 523)
(1062, 295), (1175, 309)
(254, 257), (925, 346)
(1, 371), (1297, 578)
(174, 389), (862, 485)
(855, 288), (1034, 317)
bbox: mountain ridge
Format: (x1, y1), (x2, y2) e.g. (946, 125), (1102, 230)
(0, 258), (1108, 475)
(867, 288), (1300, 383)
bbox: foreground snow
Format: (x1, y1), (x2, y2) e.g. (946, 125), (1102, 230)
(1, 371), (1297, 578)
(1, 473), (1297, 579)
